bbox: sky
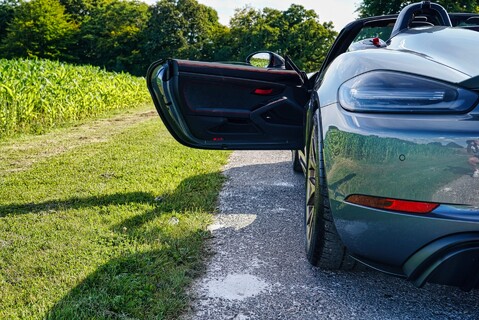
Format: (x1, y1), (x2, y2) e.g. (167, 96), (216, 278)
(196, 0), (360, 31)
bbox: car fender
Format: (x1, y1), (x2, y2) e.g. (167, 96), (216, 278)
(317, 49), (470, 108)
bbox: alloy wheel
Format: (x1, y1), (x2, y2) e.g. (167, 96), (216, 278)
(305, 129), (317, 247)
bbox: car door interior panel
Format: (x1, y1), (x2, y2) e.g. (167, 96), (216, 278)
(148, 59), (309, 150)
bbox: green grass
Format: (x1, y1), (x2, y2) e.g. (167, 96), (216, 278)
(0, 108), (230, 319)
(0, 58), (150, 138)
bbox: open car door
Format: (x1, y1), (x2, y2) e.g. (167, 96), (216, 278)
(147, 59), (309, 150)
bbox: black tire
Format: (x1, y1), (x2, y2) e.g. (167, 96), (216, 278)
(304, 112), (356, 270)
(292, 150), (302, 173)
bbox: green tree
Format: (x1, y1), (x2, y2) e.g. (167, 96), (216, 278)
(1, 0), (77, 60)
(357, 0), (478, 17)
(59, 0), (110, 23)
(227, 6), (263, 59)
(77, 0), (149, 75)
(357, 0), (408, 17)
(0, 0), (18, 39)
(438, 0), (478, 12)
(201, 24), (233, 62)
(142, 0), (222, 65)
(142, 0), (186, 63)
(177, 0), (222, 60)
(228, 4), (337, 72)
(281, 5), (336, 71)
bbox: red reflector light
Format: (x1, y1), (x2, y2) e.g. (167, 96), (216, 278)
(212, 137), (224, 141)
(345, 195), (439, 214)
(253, 88), (273, 95)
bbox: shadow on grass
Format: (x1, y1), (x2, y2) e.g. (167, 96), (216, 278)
(0, 172), (224, 319)
(0, 192), (154, 217)
(46, 232), (207, 319)
(0, 172), (223, 219)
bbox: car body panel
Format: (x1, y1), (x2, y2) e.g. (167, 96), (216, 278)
(321, 102), (479, 206)
(331, 200), (479, 267)
(317, 49), (470, 107)
(388, 27), (479, 77)
(317, 27), (479, 109)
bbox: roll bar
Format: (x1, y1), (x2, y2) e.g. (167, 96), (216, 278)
(390, 1), (452, 38)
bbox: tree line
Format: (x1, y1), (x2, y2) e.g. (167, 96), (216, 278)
(0, 0), (477, 76)
(0, 0), (337, 75)
(358, 0), (479, 17)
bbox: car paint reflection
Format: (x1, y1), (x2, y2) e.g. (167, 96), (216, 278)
(322, 104), (479, 208)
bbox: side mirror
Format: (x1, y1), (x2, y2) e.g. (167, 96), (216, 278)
(246, 51), (285, 69)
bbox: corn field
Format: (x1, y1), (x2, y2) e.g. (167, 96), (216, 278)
(0, 58), (151, 138)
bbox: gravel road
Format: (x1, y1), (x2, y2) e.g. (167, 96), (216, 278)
(184, 150), (479, 320)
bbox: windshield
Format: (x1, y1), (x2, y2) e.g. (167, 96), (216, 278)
(351, 25), (394, 43)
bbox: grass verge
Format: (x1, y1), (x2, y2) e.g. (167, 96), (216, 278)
(0, 107), (230, 319)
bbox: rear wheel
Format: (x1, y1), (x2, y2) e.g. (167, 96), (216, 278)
(305, 113), (356, 270)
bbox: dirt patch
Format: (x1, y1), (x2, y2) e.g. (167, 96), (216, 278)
(0, 107), (157, 175)
(205, 274), (269, 301)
